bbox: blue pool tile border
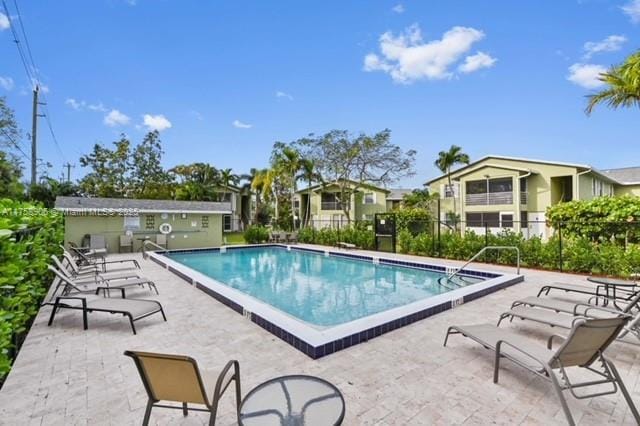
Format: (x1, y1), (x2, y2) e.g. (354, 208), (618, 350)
(151, 246), (524, 359)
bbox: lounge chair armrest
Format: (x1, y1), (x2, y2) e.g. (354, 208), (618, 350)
(547, 334), (566, 349)
(98, 259), (141, 268)
(95, 287), (126, 298)
(582, 305), (627, 317)
(495, 339), (546, 368)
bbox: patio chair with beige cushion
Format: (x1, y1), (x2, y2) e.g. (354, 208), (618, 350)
(124, 351), (241, 425)
(120, 235), (134, 253)
(444, 316), (640, 426)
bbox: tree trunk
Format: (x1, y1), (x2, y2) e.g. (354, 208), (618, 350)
(291, 172), (296, 231)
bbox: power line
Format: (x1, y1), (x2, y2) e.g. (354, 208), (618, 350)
(0, 128), (31, 161)
(1, 0), (34, 83)
(2, 0), (67, 164)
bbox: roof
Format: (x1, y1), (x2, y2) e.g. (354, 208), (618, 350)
(296, 179), (391, 194)
(54, 197), (232, 214)
(451, 163), (537, 180)
(424, 155), (634, 186)
(600, 167), (640, 185)
(386, 188), (414, 200)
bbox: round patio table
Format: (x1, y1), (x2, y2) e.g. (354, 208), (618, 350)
(239, 375), (345, 426)
(587, 277), (638, 309)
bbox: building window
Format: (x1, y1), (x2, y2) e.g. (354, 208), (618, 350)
(223, 215), (232, 231)
(466, 180), (487, 195)
(294, 200), (300, 209)
(321, 193), (347, 210)
(520, 211), (528, 228)
(201, 216), (209, 228)
(465, 212), (500, 227)
(125, 216), (141, 230)
(363, 193), (375, 204)
(144, 215), (155, 230)
(501, 213), (513, 228)
(519, 177), (527, 192)
(444, 184), (457, 198)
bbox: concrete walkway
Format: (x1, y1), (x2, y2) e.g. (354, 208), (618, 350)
(0, 247), (638, 425)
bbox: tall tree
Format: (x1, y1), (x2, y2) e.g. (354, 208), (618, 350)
(170, 163), (220, 201)
(29, 177), (81, 208)
(586, 50), (640, 115)
(78, 135), (132, 197)
(250, 168), (271, 224)
(0, 98), (24, 198)
(296, 129), (416, 222)
(218, 168), (239, 203)
(130, 131), (173, 199)
(297, 158), (321, 227)
(434, 145), (469, 215)
(272, 144), (301, 229)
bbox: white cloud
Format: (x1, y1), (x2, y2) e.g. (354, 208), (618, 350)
(88, 102), (107, 112)
(143, 114), (172, 131)
(363, 24), (494, 83)
(0, 76), (14, 90)
(276, 91), (293, 100)
(392, 4), (405, 14)
(458, 51), (497, 73)
(583, 35), (627, 59)
(232, 119), (252, 129)
(65, 98), (85, 110)
(104, 109), (131, 127)
(0, 13), (9, 31)
(567, 63), (607, 89)
(622, 0), (640, 23)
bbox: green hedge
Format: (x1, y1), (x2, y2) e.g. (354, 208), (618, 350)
(398, 229), (639, 277)
(298, 222), (375, 250)
(243, 225), (270, 244)
(0, 199), (63, 383)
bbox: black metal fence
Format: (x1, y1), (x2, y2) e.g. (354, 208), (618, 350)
(298, 217), (640, 275)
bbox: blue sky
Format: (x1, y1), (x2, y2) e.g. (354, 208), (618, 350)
(1, 0), (639, 187)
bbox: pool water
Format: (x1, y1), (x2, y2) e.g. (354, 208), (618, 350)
(168, 247), (483, 327)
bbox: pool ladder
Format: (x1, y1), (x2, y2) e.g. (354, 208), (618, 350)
(441, 246), (521, 285)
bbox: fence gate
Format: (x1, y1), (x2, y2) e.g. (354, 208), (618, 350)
(374, 213), (396, 253)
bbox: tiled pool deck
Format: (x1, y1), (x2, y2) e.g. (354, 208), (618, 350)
(0, 245), (638, 425)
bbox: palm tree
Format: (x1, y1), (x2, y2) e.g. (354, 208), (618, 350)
(435, 145), (470, 216)
(274, 147), (301, 230)
(218, 168), (239, 203)
(586, 50), (640, 115)
(297, 158), (321, 227)
(251, 168), (274, 223)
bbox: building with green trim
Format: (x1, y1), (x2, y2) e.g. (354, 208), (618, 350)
(425, 155), (640, 238)
(55, 197), (231, 252)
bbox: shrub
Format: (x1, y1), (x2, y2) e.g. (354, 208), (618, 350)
(243, 225), (270, 244)
(296, 222), (375, 250)
(0, 199), (63, 383)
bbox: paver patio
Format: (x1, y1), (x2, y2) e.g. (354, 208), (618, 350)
(0, 246), (638, 425)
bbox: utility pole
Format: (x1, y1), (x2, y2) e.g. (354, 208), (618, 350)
(30, 86), (39, 185)
(63, 162), (75, 182)
(30, 86), (45, 186)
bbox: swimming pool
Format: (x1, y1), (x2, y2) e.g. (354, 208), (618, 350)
(150, 245), (523, 358)
(168, 246), (484, 327)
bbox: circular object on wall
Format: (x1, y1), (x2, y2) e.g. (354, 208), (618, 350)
(161, 213), (169, 219)
(159, 223), (172, 235)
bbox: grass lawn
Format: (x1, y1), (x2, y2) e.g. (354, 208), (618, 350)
(224, 231), (245, 245)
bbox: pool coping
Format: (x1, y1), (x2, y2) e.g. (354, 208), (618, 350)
(148, 244), (524, 359)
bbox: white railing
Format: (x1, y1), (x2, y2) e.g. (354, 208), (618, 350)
(321, 202), (347, 210)
(465, 191), (513, 205)
(520, 192), (528, 204)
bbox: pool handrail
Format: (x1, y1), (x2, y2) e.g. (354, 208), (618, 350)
(446, 246), (520, 281)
